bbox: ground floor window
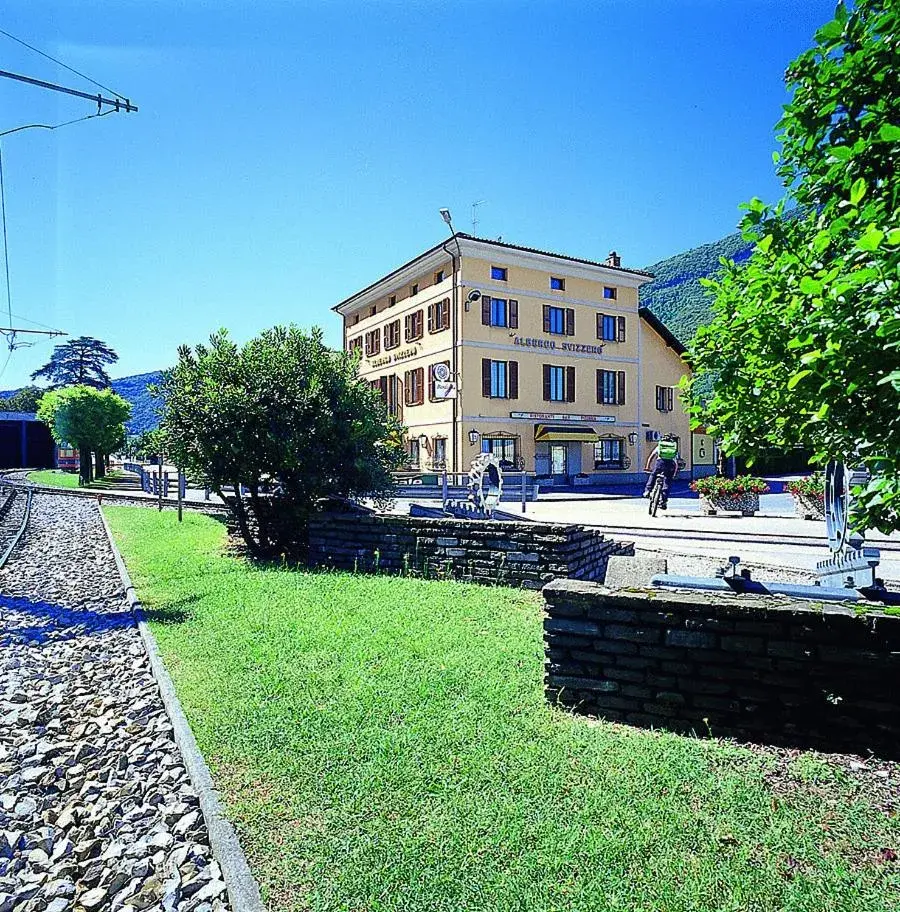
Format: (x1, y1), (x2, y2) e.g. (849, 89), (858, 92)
(433, 437), (447, 468)
(481, 436), (518, 469)
(409, 438), (421, 466)
(594, 437), (624, 469)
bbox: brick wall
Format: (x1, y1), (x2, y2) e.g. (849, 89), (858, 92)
(543, 579), (900, 758)
(308, 514), (632, 589)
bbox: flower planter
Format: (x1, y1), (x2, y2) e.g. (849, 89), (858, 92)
(792, 492), (825, 521)
(699, 492), (760, 517)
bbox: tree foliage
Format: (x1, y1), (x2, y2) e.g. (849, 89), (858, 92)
(158, 326), (405, 555)
(37, 385), (131, 485)
(0, 385), (44, 413)
(686, 0), (900, 533)
(31, 336), (119, 389)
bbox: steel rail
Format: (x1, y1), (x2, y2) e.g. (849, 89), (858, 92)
(0, 487), (32, 569)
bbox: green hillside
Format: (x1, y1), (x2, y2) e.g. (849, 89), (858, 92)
(639, 230), (753, 344)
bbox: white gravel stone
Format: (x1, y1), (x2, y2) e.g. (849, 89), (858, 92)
(0, 493), (232, 911)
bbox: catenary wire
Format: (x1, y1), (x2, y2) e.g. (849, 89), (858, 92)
(0, 143), (11, 332)
(0, 26), (126, 100)
(0, 108), (116, 138)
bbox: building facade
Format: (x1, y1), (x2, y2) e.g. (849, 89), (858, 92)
(334, 234), (713, 484)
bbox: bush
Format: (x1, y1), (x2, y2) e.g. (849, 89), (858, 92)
(690, 475), (770, 498)
(786, 472), (825, 501)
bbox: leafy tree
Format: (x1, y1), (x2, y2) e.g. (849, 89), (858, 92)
(0, 385), (44, 413)
(128, 428), (166, 462)
(31, 336), (119, 389)
(686, 0), (900, 534)
(158, 326), (405, 556)
(37, 385), (131, 485)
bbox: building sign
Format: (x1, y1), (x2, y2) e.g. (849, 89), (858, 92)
(513, 337), (605, 357)
(367, 345), (420, 368)
(434, 381), (457, 399)
(692, 433), (715, 466)
(510, 411), (615, 423)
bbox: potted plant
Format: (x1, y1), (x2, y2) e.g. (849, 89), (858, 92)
(690, 475), (770, 516)
(786, 472), (825, 520)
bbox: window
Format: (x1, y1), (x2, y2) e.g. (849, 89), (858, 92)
(481, 296), (519, 328)
(594, 438), (624, 469)
(434, 269), (445, 283)
(389, 295), (397, 307)
(656, 385), (675, 412)
(433, 437), (447, 468)
(411, 283), (419, 296)
(409, 438), (420, 466)
(384, 319), (401, 350)
(481, 359), (518, 399)
(348, 336), (362, 354)
(386, 375), (401, 417)
(550, 276), (565, 291)
(543, 305), (575, 336)
(603, 286), (617, 300)
(543, 364), (575, 402)
(428, 297), (451, 333)
(481, 436), (518, 467)
(364, 329), (380, 357)
(597, 369), (626, 405)
(404, 309), (424, 342)
(597, 314), (626, 342)
(404, 367), (424, 406)
(491, 265), (508, 281)
(429, 360), (451, 401)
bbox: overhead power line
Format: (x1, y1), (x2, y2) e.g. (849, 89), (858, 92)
(0, 26), (126, 100)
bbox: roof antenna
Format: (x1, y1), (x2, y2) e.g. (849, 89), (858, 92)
(472, 199), (486, 235)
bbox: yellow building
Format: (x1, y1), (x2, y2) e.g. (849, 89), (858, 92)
(334, 234), (712, 485)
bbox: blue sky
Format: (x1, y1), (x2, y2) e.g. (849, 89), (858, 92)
(0, 0), (835, 389)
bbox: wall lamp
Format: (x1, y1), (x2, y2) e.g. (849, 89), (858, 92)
(628, 432), (637, 446)
(468, 428), (480, 446)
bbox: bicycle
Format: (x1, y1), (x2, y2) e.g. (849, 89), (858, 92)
(648, 473), (666, 517)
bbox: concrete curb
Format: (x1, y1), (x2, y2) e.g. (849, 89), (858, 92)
(97, 504), (265, 912)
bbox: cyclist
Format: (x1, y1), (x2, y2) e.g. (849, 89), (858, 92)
(643, 434), (679, 510)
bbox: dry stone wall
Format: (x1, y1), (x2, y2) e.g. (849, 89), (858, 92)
(308, 514), (632, 589)
(543, 579), (900, 758)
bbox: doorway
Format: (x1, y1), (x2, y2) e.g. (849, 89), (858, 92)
(550, 444), (568, 480)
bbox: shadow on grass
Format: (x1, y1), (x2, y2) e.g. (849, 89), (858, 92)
(142, 593), (204, 626)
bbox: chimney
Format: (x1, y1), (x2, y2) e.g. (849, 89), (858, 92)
(606, 250), (621, 268)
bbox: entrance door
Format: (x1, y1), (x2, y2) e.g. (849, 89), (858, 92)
(550, 444), (568, 479)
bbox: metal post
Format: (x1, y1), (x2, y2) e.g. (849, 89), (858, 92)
(521, 470), (527, 514)
(158, 456), (163, 511)
(442, 469), (448, 507)
(163, 472), (170, 498)
(177, 470), (184, 523)
(204, 485), (210, 501)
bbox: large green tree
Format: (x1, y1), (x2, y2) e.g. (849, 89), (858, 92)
(158, 325), (405, 555)
(31, 336), (119, 389)
(686, 0), (900, 533)
(37, 385), (131, 485)
(0, 386), (44, 413)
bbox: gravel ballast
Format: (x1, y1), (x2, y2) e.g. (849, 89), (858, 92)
(0, 493), (233, 912)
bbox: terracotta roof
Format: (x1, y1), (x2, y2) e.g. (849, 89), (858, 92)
(333, 233), (654, 312)
(453, 233), (655, 279)
(638, 306), (686, 356)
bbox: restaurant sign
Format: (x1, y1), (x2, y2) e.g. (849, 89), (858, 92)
(510, 411), (615, 423)
(368, 345), (420, 368)
(513, 337), (605, 357)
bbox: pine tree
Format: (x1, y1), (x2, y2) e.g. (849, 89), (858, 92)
(30, 336), (119, 389)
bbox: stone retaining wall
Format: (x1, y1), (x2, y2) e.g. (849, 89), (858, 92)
(543, 579), (900, 758)
(308, 514), (632, 588)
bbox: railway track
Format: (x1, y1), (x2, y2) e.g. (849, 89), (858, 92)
(0, 486), (33, 569)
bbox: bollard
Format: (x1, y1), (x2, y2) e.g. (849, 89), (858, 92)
(521, 470), (527, 514)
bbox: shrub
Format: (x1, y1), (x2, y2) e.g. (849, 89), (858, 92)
(690, 475), (770, 498)
(786, 472), (825, 502)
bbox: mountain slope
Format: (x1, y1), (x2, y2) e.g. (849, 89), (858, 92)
(639, 230), (753, 344)
(111, 370), (164, 434)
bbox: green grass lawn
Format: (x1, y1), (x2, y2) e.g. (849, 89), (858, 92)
(105, 507), (899, 912)
(28, 469), (81, 489)
(29, 469), (124, 490)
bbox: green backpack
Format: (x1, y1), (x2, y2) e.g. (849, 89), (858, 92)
(658, 439), (678, 460)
